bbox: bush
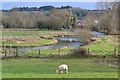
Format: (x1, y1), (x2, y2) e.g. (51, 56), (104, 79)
(74, 29), (91, 44)
(70, 48), (88, 57)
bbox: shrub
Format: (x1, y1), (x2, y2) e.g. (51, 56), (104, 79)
(70, 48), (88, 57)
(74, 28), (91, 44)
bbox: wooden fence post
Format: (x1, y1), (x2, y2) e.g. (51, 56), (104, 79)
(15, 48), (18, 58)
(2, 42), (5, 51)
(87, 48), (90, 55)
(3, 43), (7, 57)
(58, 49), (60, 55)
(113, 47), (117, 57)
(4, 49), (7, 57)
(39, 49), (41, 57)
(9, 45), (11, 54)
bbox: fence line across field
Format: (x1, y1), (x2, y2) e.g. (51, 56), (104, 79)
(1, 44), (118, 58)
(2, 45), (72, 58)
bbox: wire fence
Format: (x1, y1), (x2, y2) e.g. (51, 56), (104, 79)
(1, 43), (119, 59)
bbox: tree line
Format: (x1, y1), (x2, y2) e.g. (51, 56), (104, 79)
(2, 6), (89, 30)
(2, 2), (119, 35)
(2, 6), (72, 12)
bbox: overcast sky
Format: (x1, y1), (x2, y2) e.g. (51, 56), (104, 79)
(2, 2), (97, 10)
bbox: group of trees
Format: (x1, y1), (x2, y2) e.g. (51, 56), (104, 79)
(97, 2), (119, 34)
(2, 6), (89, 30)
(2, 9), (71, 29)
(82, 1), (119, 35)
(72, 8), (88, 20)
(2, 2), (118, 34)
(73, 1), (119, 44)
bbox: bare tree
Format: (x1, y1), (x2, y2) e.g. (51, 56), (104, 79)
(96, 1), (119, 34)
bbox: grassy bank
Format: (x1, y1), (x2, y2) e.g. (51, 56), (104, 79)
(2, 29), (75, 37)
(20, 35), (118, 57)
(2, 58), (118, 78)
(4, 38), (57, 47)
(2, 29), (75, 47)
(83, 35), (118, 56)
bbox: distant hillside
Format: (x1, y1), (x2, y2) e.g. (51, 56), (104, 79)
(2, 6), (72, 12)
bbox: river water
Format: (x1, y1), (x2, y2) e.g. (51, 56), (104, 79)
(18, 31), (106, 51)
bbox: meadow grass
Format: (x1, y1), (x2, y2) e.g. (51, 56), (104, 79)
(2, 29), (119, 78)
(2, 58), (118, 78)
(25, 35), (118, 57)
(27, 48), (72, 56)
(4, 38), (57, 47)
(3, 72), (118, 78)
(2, 29), (75, 37)
(83, 36), (118, 56)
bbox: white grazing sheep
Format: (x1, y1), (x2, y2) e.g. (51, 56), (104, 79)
(56, 64), (68, 74)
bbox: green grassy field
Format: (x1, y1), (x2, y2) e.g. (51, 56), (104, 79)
(2, 29), (119, 78)
(83, 35), (118, 56)
(2, 58), (118, 78)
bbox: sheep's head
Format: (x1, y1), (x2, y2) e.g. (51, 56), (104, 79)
(56, 69), (59, 74)
(56, 69), (62, 74)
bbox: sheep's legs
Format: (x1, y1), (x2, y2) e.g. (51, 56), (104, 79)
(65, 69), (68, 73)
(66, 70), (68, 73)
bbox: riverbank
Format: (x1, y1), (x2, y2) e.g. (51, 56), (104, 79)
(3, 36), (58, 47)
(2, 29), (75, 47)
(2, 29), (118, 57)
(2, 29), (76, 37)
(83, 35), (118, 56)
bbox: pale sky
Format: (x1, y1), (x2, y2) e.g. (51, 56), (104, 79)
(2, 2), (97, 10)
